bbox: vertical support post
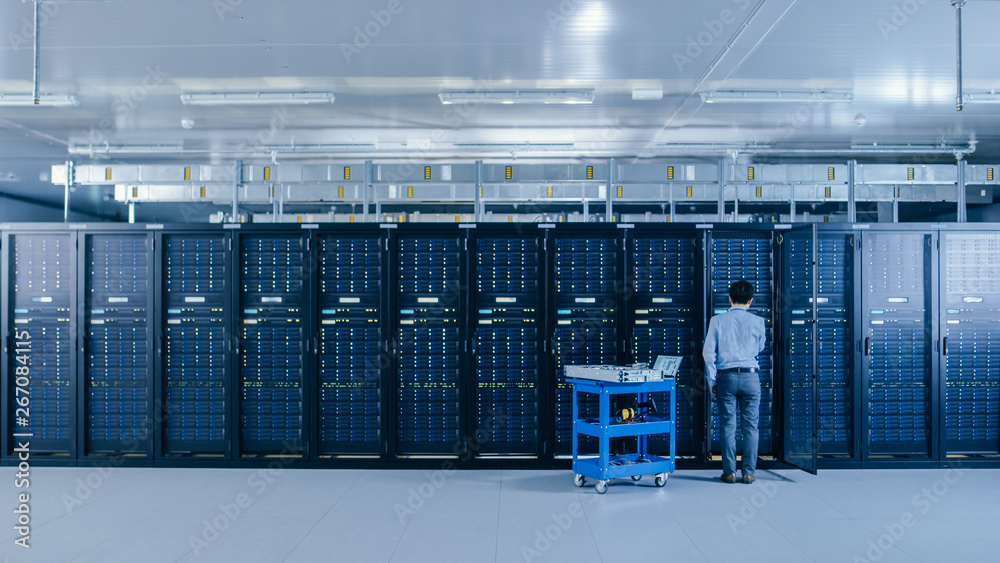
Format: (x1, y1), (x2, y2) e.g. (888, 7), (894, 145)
(474, 159), (483, 222)
(718, 160), (727, 222)
(32, 0), (40, 104)
(230, 159), (242, 223)
(954, 0), (966, 111)
(956, 158), (967, 222)
(606, 159), (615, 220)
(668, 185), (675, 222)
(363, 159), (372, 223)
(583, 199), (589, 222)
(128, 202), (135, 224)
(893, 187), (899, 223)
(63, 160), (73, 222)
(278, 183), (284, 221)
(848, 160), (857, 223)
(790, 197), (796, 223)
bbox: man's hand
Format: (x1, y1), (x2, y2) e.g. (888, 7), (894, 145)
(710, 384), (717, 400)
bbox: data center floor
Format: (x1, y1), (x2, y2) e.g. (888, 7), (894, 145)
(1, 466), (999, 562)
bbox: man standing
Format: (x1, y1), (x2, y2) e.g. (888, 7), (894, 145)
(702, 280), (766, 484)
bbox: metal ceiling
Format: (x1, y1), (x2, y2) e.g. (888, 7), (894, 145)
(2, 0), (1000, 220)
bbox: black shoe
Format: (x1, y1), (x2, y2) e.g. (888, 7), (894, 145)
(720, 473), (736, 483)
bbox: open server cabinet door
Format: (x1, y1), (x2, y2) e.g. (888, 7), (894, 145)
(781, 225), (819, 474)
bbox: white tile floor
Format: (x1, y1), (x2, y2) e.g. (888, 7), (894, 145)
(1, 465), (999, 562)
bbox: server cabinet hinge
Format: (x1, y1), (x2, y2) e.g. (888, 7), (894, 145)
(306, 238), (310, 251)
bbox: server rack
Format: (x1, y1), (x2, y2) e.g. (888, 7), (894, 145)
(2, 229), (78, 459)
(706, 228), (776, 457)
(394, 226), (466, 456)
(315, 226), (387, 457)
(159, 230), (233, 458)
(80, 232), (155, 458)
(785, 226), (858, 464)
(470, 226), (544, 457)
(548, 225), (622, 456)
(237, 230), (309, 457)
(4, 221), (1000, 471)
(861, 229), (938, 461)
(625, 225), (702, 458)
(939, 229), (1000, 457)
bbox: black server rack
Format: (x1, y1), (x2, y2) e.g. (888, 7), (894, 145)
(238, 234), (307, 456)
(785, 229), (856, 460)
(396, 230), (464, 455)
(941, 232), (1000, 456)
(3, 233), (76, 457)
(708, 230), (775, 456)
(161, 233), (231, 457)
(471, 230), (543, 456)
(550, 228), (620, 456)
(317, 232), (385, 456)
(626, 228), (700, 457)
(81, 234), (154, 457)
(862, 231), (935, 459)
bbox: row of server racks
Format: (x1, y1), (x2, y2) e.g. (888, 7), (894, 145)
(1, 222), (997, 470)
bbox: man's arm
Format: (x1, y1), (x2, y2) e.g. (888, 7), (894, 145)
(702, 320), (719, 393)
(756, 317), (766, 353)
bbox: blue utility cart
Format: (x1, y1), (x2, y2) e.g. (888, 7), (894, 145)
(569, 377), (676, 493)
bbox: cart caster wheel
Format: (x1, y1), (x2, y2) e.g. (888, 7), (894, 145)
(631, 475), (642, 482)
(595, 480), (609, 494)
(654, 473), (668, 487)
(573, 474), (586, 488)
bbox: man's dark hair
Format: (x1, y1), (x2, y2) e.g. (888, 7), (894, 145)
(729, 280), (754, 305)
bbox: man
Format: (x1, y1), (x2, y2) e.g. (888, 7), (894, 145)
(702, 280), (766, 484)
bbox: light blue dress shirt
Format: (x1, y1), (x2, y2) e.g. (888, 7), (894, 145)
(702, 306), (767, 390)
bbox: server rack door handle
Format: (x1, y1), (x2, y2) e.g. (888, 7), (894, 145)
(864, 337), (870, 356)
(942, 337), (948, 356)
(313, 336), (319, 356)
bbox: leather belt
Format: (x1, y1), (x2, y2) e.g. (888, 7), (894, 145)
(719, 367), (759, 374)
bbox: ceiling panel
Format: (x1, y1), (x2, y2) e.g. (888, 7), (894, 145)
(0, 0), (998, 218)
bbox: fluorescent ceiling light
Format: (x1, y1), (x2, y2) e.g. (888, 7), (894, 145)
(632, 87), (663, 101)
(0, 93), (79, 106)
(438, 89), (594, 105)
(700, 90), (854, 104)
(963, 91), (1000, 104)
(180, 91), (335, 106)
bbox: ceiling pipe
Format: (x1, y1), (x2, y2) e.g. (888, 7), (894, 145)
(32, 0), (40, 104)
(954, 0), (966, 111)
(66, 143), (977, 161)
